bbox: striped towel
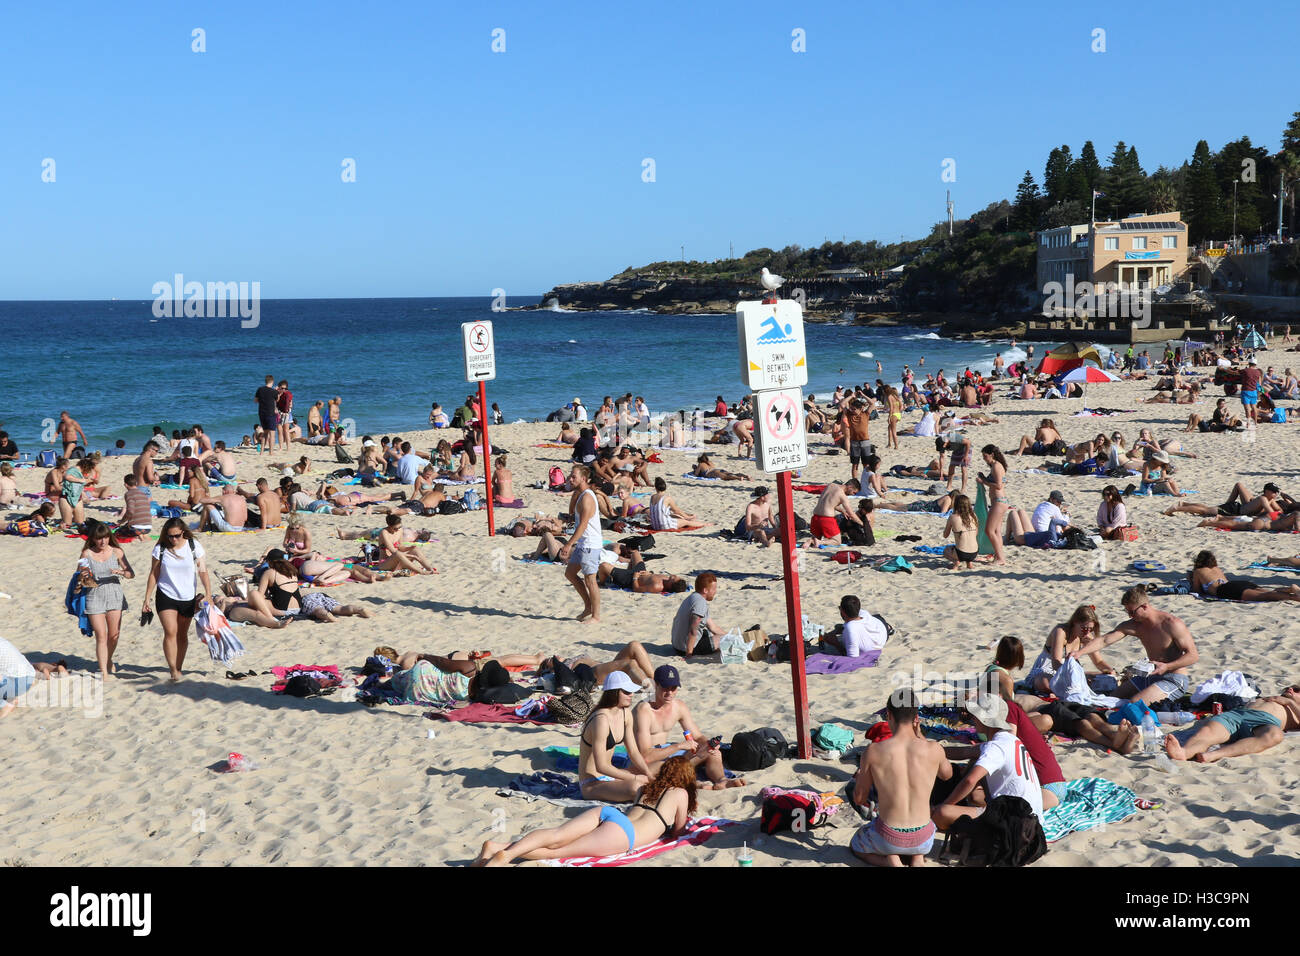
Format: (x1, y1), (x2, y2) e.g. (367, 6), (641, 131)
(1041, 777), (1140, 843)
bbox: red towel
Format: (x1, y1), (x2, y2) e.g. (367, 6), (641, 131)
(436, 702), (551, 724)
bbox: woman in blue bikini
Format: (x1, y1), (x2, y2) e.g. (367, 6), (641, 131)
(472, 755), (696, 865)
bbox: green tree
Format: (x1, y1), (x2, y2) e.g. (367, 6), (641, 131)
(1012, 171), (1042, 230)
(1281, 109), (1300, 155)
(1078, 141), (1104, 192)
(1044, 145), (1073, 204)
(1184, 139), (1223, 242)
(1148, 167), (1179, 214)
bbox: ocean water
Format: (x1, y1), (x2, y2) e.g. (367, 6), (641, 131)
(0, 298), (1026, 451)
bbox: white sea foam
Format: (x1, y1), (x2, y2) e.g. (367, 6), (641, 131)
(857, 351), (874, 359)
(902, 332), (943, 341)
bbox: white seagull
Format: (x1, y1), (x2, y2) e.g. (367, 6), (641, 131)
(760, 267), (784, 292)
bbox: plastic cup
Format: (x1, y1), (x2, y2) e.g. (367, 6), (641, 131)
(738, 842), (753, 867)
(426, 728), (437, 739)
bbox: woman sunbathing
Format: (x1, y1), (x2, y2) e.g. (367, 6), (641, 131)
(255, 556), (374, 622)
(1190, 550), (1300, 602)
(691, 454), (749, 481)
(473, 755), (696, 866)
(538, 641), (659, 685)
(1195, 512), (1300, 533)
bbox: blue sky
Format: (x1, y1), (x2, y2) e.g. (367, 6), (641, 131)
(1, 0), (1296, 299)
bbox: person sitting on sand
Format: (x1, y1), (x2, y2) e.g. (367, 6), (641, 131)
(254, 556), (374, 623)
(670, 573), (726, 658)
(578, 672), (654, 802)
(1096, 485), (1129, 540)
(473, 754), (696, 866)
(691, 454), (748, 481)
(736, 485), (779, 546)
(807, 479), (862, 547)
(1185, 398), (1242, 433)
(1014, 419), (1064, 456)
(1024, 605), (1116, 693)
(634, 665), (746, 790)
(820, 594), (888, 658)
(1132, 450), (1183, 496)
(373, 516), (438, 574)
(940, 493), (980, 570)
(1188, 550), (1300, 602)
(0, 463), (18, 507)
(1165, 685), (1300, 764)
(850, 689), (951, 866)
(648, 477), (705, 531)
(492, 455), (523, 506)
(554, 422), (578, 445)
(279, 521), (391, 584)
(1002, 507), (1060, 549)
(1070, 585), (1198, 705)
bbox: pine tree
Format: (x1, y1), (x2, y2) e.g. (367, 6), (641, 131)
(1078, 141), (1103, 191)
(1102, 141), (1129, 218)
(1044, 145), (1073, 204)
(1012, 171), (1042, 230)
(1184, 140), (1223, 242)
(1282, 110), (1300, 156)
(1123, 145), (1149, 216)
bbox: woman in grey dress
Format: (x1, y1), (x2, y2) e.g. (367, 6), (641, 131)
(76, 525), (134, 679)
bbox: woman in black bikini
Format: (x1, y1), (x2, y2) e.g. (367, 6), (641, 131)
(577, 672), (654, 802)
(472, 755), (696, 866)
(255, 556), (373, 622)
(1190, 551), (1300, 602)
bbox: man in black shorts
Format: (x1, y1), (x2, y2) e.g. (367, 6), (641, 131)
(254, 375), (281, 453)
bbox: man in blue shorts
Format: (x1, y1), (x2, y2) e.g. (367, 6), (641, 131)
(1240, 358), (1263, 424)
(1165, 685), (1300, 763)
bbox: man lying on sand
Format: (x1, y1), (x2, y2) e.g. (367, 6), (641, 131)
(1166, 686), (1300, 763)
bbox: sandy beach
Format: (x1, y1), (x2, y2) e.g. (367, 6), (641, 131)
(3, 352), (1300, 868)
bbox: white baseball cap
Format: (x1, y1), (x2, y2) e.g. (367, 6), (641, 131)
(602, 672), (642, 694)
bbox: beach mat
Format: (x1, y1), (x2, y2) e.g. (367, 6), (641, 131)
(548, 817), (739, 867)
(1041, 777), (1141, 843)
(437, 702), (551, 725)
(804, 650), (881, 675)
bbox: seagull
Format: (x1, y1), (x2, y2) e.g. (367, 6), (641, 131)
(760, 267), (784, 292)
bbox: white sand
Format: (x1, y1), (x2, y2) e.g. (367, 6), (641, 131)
(3, 350), (1300, 867)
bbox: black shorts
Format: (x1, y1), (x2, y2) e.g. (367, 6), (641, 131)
(849, 440), (875, 465)
(1216, 580), (1253, 601)
(404, 501), (426, 516)
(1040, 700), (1099, 734)
(259, 412), (278, 432)
(155, 589), (199, 618)
(678, 633), (716, 657)
(1217, 501), (1243, 517)
(955, 548), (977, 563)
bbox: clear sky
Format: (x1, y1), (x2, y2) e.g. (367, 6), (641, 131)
(2, 0), (1296, 300)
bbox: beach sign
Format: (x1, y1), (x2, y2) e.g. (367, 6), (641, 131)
(737, 300), (807, 390)
(754, 386), (808, 474)
(462, 320), (496, 381)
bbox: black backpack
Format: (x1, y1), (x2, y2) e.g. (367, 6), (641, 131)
(438, 499), (466, 515)
(473, 660), (532, 705)
(335, 445), (355, 463)
(725, 727), (788, 771)
(940, 795), (1047, 867)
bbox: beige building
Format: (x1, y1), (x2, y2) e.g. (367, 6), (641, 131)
(1038, 212), (1189, 298)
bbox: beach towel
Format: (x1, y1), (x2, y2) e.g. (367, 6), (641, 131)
(271, 664), (342, 694)
(791, 483), (828, 494)
(681, 473), (721, 481)
(1244, 561), (1300, 574)
(548, 817), (740, 867)
(974, 485), (994, 555)
(194, 601), (247, 666)
(912, 545), (948, 555)
(496, 771), (606, 806)
(437, 702), (552, 725)
(1040, 777), (1140, 843)
(803, 650), (881, 674)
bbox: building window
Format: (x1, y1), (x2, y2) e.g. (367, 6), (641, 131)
(1132, 237), (1147, 250)
(1104, 237), (1118, 250)
(1163, 236), (1177, 249)
(1041, 235), (1047, 246)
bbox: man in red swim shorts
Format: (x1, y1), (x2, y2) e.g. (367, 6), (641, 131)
(807, 478), (862, 547)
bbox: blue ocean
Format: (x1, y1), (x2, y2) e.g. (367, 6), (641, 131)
(0, 298), (1025, 452)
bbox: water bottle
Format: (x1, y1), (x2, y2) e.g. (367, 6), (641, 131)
(1163, 710), (1196, 725)
(1141, 714), (1160, 754)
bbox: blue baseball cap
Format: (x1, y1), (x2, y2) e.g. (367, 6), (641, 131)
(654, 665), (681, 688)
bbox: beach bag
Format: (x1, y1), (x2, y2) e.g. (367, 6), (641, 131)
(725, 727), (788, 771)
(473, 660), (531, 704)
(283, 675), (323, 698)
(939, 795), (1046, 867)
(771, 637), (818, 663)
(36, 449), (57, 467)
(547, 687), (592, 725)
(9, 519), (47, 537)
(548, 466), (566, 489)
(619, 534), (655, 552)
(462, 489), (481, 511)
(812, 723), (854, 752)
(335, 445), (354, 463)
(744, 625), (770, 662)
(760, 788), (829, 834)
(1060, 528), (1096, 551)
(219, 575), (249, 600)
(1121, 526), (1140, 542)
(438, 499), (465, 515)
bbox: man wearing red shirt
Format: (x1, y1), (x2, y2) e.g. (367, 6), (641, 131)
(1241, 359), (1263, 425)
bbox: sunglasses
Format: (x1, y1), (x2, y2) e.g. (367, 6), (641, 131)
(166, 532), (184, 540)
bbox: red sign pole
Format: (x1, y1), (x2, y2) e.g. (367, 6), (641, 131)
(478, 379), (495, 536)
(775, 468), (811, 758)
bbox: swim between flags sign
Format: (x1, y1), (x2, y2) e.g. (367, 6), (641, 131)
(754, 387), (808, 474)
(737, 300), (807, 391)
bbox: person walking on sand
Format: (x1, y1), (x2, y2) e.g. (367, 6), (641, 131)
(275, 379), (294, 452)
(850, 689), (952, 866)
(558, 464), (603, 623)
(141, 518), (212, 682)
(56, 411), (87, 458)
(75, 524), (135, 679)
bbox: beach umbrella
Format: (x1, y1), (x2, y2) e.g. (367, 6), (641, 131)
(1242, 328), (1267, 350)
(1037, 341), (1102, 376)
(1058, 365), (1121, 384)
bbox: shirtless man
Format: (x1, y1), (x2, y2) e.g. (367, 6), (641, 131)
(200, 441), (238, 483)
(634, 665), (745, 790)
(133, 443), (160, 487)
(1015, 419), (1062, 456)
(1166, 685), (1300, 763)
(307, 401), (324, 436)
(742, 487), (779, 547)
(237, 477), (283, 530)
(1071, 585), (1199, 705)
(192, 424), (213, 455)
(844, 400), (874, 481)
(731, 418), (754, 458)
(57, 411), (87, 458)
(850, 689), (952, 866)
(199, 484), (251, 532)
(1163, 481), (1282, 519)
(807, 479), (862, 546)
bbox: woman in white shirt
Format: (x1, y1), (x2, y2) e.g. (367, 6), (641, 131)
(142, 518), (212, 681)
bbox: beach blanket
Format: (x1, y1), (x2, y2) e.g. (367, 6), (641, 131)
(497, 771), (603, 806)
(1244, 561), (1300, 573)
(804, 651), (881, 674)
(1128, 488), (1197, 497)
(1040, 777), (1140, 843)
(791, 483), (827, 494)
(548, 817), (740, 867)
(437, 702), (552, 725)
(533, 442), (572, 448)
(913, 545), (948, 555)
(681, 473), (721, 481)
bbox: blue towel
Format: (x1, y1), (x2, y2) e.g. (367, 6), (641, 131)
(64, 573), (92, 637)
